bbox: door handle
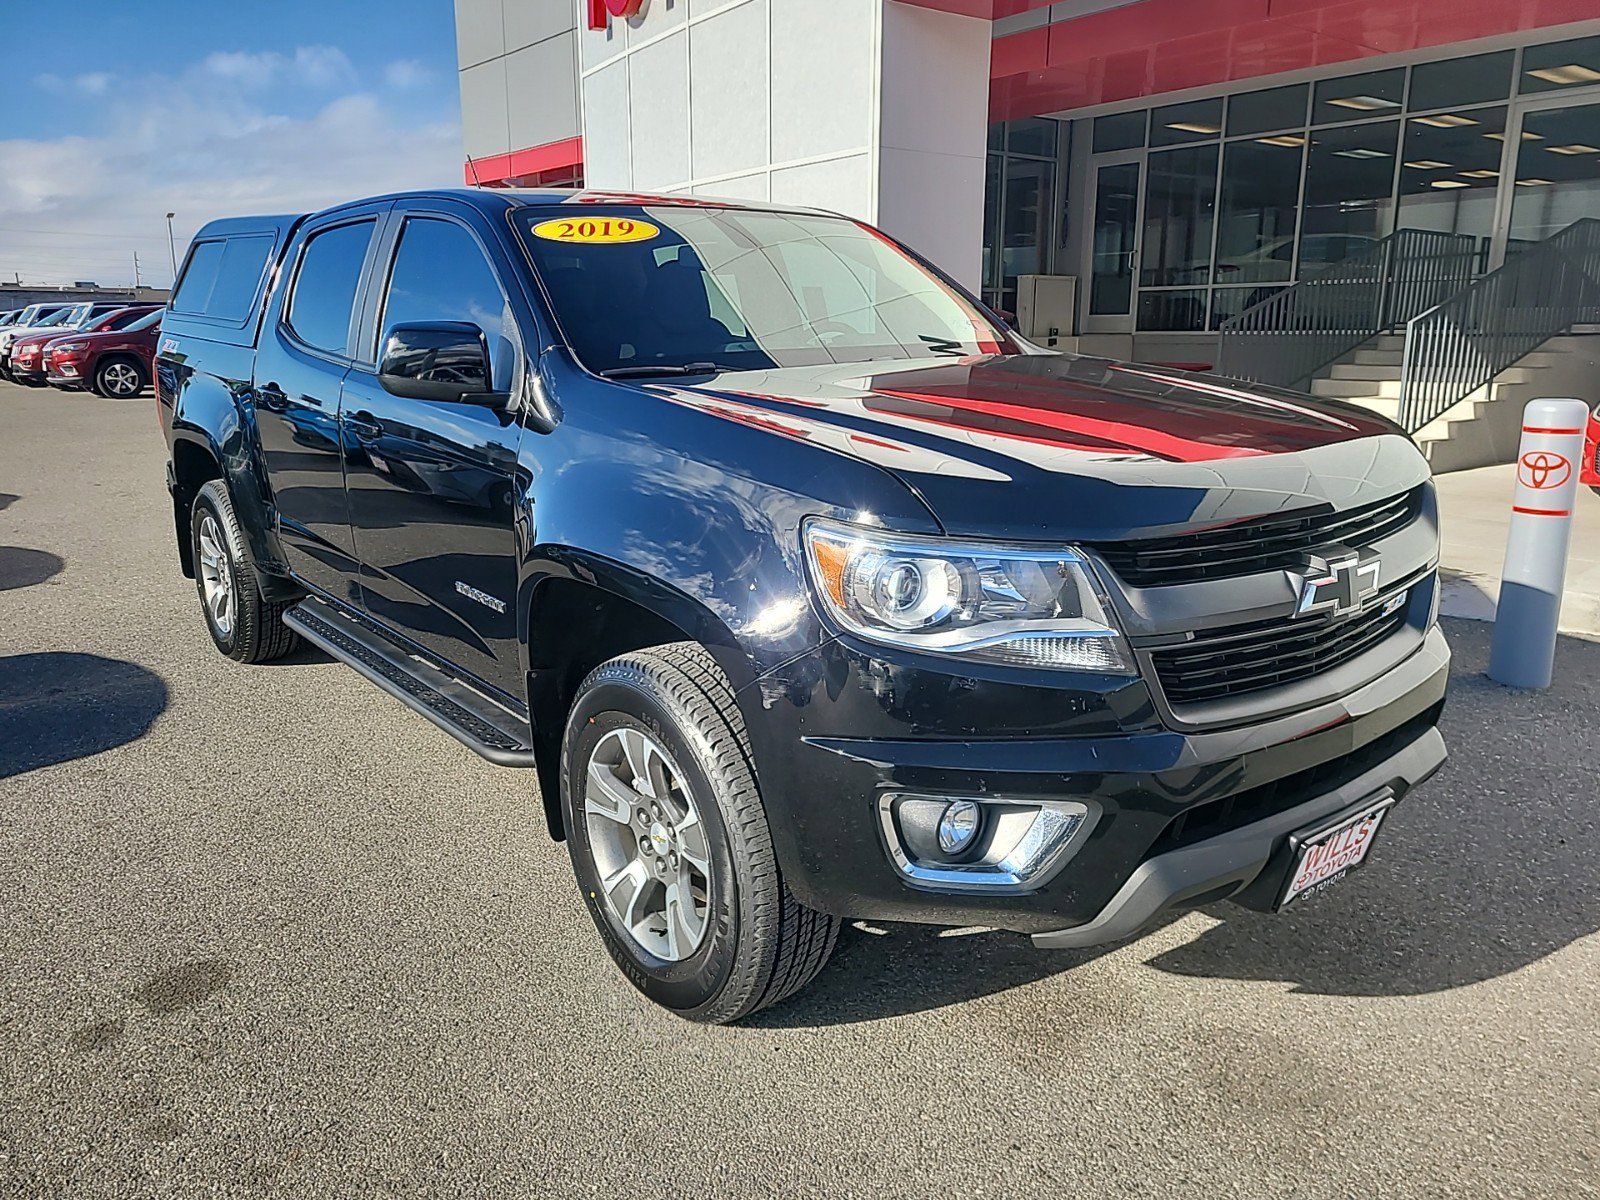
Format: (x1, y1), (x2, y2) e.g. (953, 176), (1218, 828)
(344, 411), (382, 440)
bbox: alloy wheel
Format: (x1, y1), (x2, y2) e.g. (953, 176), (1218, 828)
(584, 726), (712, 962)
(196, 513), (235, 638)
(102, 362), (141, 397)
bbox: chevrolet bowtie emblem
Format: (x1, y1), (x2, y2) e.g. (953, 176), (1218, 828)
(1295, 549), (1381, 618)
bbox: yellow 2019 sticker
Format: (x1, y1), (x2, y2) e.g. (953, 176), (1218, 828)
(532, 216), (659, 244)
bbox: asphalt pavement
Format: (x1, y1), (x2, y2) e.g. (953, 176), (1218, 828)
(1, 379), (1597, 1198)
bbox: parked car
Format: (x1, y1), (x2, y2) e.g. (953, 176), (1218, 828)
(14, 305), (159, 387)
(158, 190), (1448, 1023)
(0, 310), (22, 328)
(1583, 402), (1599, 497)
(41, 307), (162, 395)
(0, 301), (126, 379)
(0, 303), (73, 376)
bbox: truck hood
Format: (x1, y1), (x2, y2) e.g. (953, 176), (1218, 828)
(653, 353), (1430, 541)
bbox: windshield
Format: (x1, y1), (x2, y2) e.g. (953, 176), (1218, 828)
(38, 305), (84, 328)
(126, 310), (162, 332)
(518, 206), (1009, 376)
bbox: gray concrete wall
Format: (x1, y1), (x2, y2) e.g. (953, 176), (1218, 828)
(575, 0), (990, 287)
(457, 0), (582, 161)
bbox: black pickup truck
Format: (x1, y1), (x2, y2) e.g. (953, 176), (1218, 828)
(157, 189), (1448, 1023)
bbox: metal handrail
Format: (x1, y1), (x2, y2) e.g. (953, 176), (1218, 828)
(1397, 219), (1600, 432)
(1216, 228), (1479, 390)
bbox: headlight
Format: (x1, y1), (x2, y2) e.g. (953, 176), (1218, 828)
(54, 341), (86, 353)
(803, 518), (1134, 672)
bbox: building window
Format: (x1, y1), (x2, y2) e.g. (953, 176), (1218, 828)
(1300, 121), (1401, 266)
(1215, 137), (1304, 284)
(1410, 51), (1514, 110)
(1139, 289), (1208, 332)
(1092, 111), (1145, 152)
(1056, 31), (1600, 336)
(1151, 98), (1224, 147)
(1226, 85), (1309, 137)
(1397, 106), (1506, 250)
(1509, 101), (1600, 245)
(1141, 145), (1219, 288)
(1313, 69), (1406, 125)
(982, 119), (1065, 313)
(1520, 35), (1600, 93)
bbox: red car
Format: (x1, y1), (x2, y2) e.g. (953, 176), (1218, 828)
(1583, 402), (1599, 497)
(43, 307), (162, 397)
(7, 304), (152, 385)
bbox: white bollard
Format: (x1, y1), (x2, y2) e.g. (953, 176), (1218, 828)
(1487, 397), (1590, 689)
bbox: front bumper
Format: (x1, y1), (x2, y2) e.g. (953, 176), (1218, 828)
(739, 624), (1449, 939)
(1031, 722), (1443, 946)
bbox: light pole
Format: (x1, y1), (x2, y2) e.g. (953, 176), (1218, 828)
(165, 212), (178, 280)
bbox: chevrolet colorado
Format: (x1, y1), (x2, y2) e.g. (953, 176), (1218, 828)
(157, 190), (1448, 1022)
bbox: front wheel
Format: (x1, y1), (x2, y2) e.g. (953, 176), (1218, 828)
(93, 356), (147, 398)
(562, 643), (839, 1024)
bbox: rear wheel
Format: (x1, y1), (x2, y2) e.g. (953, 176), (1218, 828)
(562, 642), (839, 1024)
(190, 480), (298, 663)
(93, 356), (146, 398)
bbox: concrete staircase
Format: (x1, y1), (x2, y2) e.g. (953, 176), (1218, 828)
(1307, 333), (1599, 473)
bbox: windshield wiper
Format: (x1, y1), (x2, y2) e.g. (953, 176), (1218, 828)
(599, 362), (730, 379)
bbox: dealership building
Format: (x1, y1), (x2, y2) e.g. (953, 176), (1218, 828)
(455, 0), (1600, 468)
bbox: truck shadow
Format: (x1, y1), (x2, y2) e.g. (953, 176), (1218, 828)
(757, 622), (1600, 1026)
(0, 653), (168, 779)
(0, 546), (64, 591)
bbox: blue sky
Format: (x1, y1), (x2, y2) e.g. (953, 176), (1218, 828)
(0, 0), (462, 287)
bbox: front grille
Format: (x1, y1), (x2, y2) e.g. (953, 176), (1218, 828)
(1093, 487), (1424, 588)
(1144, 702), (1443, 860)
(1151, 588), (1413, 706)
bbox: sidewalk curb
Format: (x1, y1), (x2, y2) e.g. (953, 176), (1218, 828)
(1439, 566), (1600, 640)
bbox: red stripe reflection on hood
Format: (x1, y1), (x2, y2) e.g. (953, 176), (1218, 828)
(875, 388), (1267, 462)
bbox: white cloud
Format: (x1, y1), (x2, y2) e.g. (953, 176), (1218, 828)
(293, 45), (358, 89)
(0, 51), (460, 288)
(199, 45), (356, 91)
(384, 59), (434, 90)
(35, 71), (115, 97)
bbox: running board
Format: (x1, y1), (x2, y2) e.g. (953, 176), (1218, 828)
(284, 598), (535, 768)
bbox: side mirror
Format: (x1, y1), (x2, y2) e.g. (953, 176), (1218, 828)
(378, 321), (507, 406)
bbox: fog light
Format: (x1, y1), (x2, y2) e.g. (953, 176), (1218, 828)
(878, 792), (1100, 893)
(937, 800), (981, 854)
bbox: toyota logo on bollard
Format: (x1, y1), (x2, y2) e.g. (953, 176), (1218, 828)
(1518, 450), (1572, 490)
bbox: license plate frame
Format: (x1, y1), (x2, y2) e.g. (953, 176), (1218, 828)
(1276, 790), (1396, 910)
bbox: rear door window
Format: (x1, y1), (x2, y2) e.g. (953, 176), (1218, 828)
(98, 309), (146, 331)
(285, 220), (376, 357)
(172, 234), (274, 321)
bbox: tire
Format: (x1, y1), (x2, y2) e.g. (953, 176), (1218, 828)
(190, 480), (299, 664)
(562, 642), (840, 1024)
(93, 355), (146, 398)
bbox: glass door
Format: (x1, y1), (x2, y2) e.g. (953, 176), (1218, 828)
(1083, 153), (1144, 332)
(1494, 94), (1600, 264)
